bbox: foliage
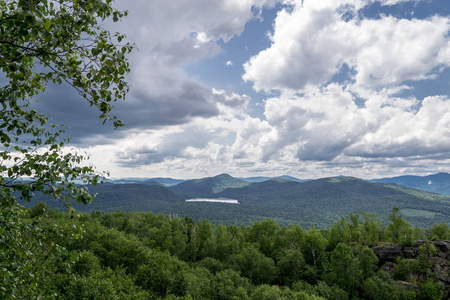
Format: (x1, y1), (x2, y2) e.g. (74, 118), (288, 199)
(247, 218), (280, 259)
(387, 207), (415, 245)
(277, 249), (307, 286)
(418, 279), (444, 300)
(0, 0), (133, 125)
(208, 268), (251, 300)
(323, 243), (362, 297)
(291, 281), (347, 300)
(250, 284), (296, 300)
(362, 272), (416, 300)
(29, 200), (49, 217)
(303, 225), (327, 267)
(0, 0), (133, 208)
(0, 0), (133, 297)
(393, 257), (416, 281)
(231, 245), (277, 285)
(4, 205), (449, 299)
(417, 242), (437, 274)
(392, 242), (439, 284)
(428, 223), (450, 240)
(0, 204), (79, 299)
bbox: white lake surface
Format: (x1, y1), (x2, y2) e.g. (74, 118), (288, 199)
(185, 198), (239, 204)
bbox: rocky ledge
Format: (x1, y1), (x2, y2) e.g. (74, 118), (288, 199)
(372, 240), (450, 295)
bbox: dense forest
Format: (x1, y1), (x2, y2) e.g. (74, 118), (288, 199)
(2, 202), (449, 299)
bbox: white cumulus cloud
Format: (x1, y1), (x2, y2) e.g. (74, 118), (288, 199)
(243, 0), (450, 92)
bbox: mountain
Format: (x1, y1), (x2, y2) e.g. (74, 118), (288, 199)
(238, 176), (272, 182)
(24, 184), (183, 213)
(85, 184), (184, 211)
(215, 176), (450, 227)
(276, 175), (307, 182)
(141, 180), (164, 186)
(168, 173), (250, 198)
(239, 175), (307, 183)
(108, 178), (148, 184)
(24, 175), (450, 228)
(145, 177), (186, 186)
(372, 172), (450, 195)
(109, 177), (185, 186)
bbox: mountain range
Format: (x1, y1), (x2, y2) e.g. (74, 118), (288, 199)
(109, 172), (450, 195)
(371, 172), (450, 195)
(24, 173), (450, 228)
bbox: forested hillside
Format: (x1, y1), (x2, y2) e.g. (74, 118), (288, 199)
(5, 203), (448, 299)
(168, 173), (250, 198)
(25, 175), (450, 228)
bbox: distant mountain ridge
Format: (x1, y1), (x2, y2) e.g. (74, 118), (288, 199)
(107, 173), (450, 195)
(238, 175), (308, 183)
(168, 173), (249, 198)
(109, 177), (185, 186)
(25, 173), (450, 228)
(372, 172), (450, 195)
(110, 175), (307, 185)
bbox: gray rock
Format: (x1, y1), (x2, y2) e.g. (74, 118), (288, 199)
(372, 244), (404, 263)
(372, 241), (450, 294)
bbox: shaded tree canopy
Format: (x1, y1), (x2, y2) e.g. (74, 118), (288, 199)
(0, 0), (133, 297)
(0, 0), (133, 205)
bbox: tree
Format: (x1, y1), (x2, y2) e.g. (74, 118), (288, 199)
(277, 249), (307, 286)
(1, 0), (132, 206)
(360, 211), (383, 246)
(247, 218), (280, 259)
(29, 200), (50, 218)
(348, 211), (361, 243)
(250, 284), (296, 300)
(231, 245), (277, 285)
(275, 224), (305, 252)
(214, 224), (240, 261)
(428, 223), (450, 240)
(363, 272), (416, 300)
(328, 216), (352, 249)
(386, 207), (414, 245)
(356, 244), (378, 280)
(324, 243), (362, 297)
(303, 225), (327, 267)
(0, 0), (133, 297)
(207, 269), (251, 300)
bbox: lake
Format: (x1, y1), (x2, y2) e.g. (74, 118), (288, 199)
(185, 198), (239, 204)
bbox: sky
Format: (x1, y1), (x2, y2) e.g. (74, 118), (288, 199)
(34, 0), (450, 180)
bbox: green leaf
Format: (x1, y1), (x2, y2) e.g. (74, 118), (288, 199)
(30, 28), (39, 38)
(91, 48), (102, 56)
(44, 19), (51, 31)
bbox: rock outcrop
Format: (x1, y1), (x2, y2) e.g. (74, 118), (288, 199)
(372, 240), (450, 296)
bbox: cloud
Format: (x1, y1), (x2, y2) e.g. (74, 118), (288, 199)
(231, 0), (450, 177)
(79, 101), (279, 177)
(251, 79), (450, 159)
(113, 0), (279, 45)
(242, 0), (450, 92)
(32, 0), (280, 146)
(32, 76), (222, 144)
(89, 89), (253, 167)
(353, 16), (450, 89)
(249, 86), (450, 169)
(27, 0), (450, 179)
(258, 84), (368, 161)
(346, 95), (450, 158)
